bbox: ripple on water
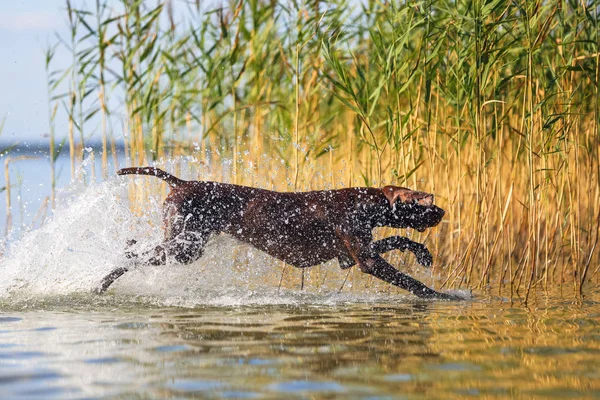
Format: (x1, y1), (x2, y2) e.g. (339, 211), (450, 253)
(0, 369), (77, 399)
(0, 351), (49, 360)
(383, 373), (413, 382)
(0, 317), (22, 323)
(167, 379), (225, 392)
(114, 322), (151, 330)
(153, 344), (192, 353)
(267, 380), (347, 393)
(83, 356), (123, 364)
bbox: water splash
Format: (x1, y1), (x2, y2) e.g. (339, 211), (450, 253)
(0, 179), (142, 297)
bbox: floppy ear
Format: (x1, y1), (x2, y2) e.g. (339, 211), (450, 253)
(382, 186), (410, 207)
(382, 186), (434, 207)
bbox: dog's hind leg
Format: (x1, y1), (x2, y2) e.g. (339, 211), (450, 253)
(165, 230), (207, 264)
(371, 236), (433, 267)
(95, 239), (145, 294)
(94, 236), (196, 294)
(95, 266), (129, 294)
(94, 233), (202, 294)
(157, 201), (216, 265)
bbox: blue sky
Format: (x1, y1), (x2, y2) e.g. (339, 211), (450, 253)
(0, 1), (86, 143)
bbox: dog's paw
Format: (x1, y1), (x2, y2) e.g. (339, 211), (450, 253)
(92, 286), (105, 295)
(124, 239), (139, 259)
(415, 245), (433, 267)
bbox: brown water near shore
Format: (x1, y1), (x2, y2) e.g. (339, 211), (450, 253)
(1, 291), (599, 399)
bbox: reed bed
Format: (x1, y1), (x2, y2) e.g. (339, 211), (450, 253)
(26, 0), (600, 302)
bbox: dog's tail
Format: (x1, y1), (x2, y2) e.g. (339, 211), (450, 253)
(117, 167), (185, 187)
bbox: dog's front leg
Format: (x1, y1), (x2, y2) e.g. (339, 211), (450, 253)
(371, 236), (432, 267)
(359, 256), (458, 300)
(339, 233), (457, 300)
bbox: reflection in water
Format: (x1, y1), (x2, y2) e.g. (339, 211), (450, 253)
(1, 299), (600, 398)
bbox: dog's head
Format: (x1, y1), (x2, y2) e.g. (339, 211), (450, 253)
(380, 186), (445, 231)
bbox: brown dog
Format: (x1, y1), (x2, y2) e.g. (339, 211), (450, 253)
(97, 167), (457, 300)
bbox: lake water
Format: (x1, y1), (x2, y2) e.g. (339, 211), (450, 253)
(2, 295), (600, 399)
(1, 154), (600, 398)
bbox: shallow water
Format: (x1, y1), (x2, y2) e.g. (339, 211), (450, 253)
(2, 296), (600, 399)
(1, 171), (600, 398)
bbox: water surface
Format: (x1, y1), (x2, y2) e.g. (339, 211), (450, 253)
(1, 295), (600, 399)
